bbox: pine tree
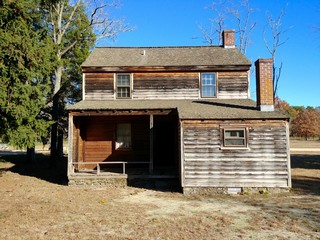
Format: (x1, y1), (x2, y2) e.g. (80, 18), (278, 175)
(0, 0), (55, 161)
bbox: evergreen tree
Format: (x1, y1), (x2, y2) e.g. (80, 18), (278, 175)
(0, 0), (55, 160)
(41, 0), (129, 161)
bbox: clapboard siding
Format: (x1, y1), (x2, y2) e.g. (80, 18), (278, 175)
(133, 72), (199, 99)
(78, 116), (150, 168)
(83, 71), (251, 100)
(218, 72), (249, 99)
(85, 73), (114, 100)
(182, 120), (289, 188)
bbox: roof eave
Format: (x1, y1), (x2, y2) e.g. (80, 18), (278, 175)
(81, 64), (251, 73)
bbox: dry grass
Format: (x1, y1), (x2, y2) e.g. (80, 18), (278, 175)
(0, 142), (319, 240)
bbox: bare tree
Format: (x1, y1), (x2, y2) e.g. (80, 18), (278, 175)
(263, 7), (288, 97)
(199, 0), (256, 54)
(198, 0), (228, 46)
(48, 0), (130, 96)
(44, 0), (131, 161)
(227, 0), (256, 54)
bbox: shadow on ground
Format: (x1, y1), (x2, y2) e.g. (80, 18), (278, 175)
(291, 154), (320, 169)
(291, 153), (320, 195)
(1, 152), (319, 194)
(0, 152), (68, 185)
(127, 177), (181, 192)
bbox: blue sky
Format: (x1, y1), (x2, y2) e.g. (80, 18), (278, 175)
(98, 0), (320, 107)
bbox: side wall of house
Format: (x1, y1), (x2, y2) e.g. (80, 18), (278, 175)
(83, 71), (249, 100)
(181, 119), (290, 189)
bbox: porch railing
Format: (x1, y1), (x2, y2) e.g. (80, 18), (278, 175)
(71, 161), (150, 175)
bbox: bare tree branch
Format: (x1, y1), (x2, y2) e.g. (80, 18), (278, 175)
(198, 0), (228, 46)
(227, 0), (256, 54)
(200, 0), (256, 53)
(263, 6), (288, 59)
(263, 6), (289, 97)
(60, 0), (81, 40)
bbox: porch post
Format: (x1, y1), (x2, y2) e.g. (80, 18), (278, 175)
(149, 114), (154, 174)
(67, 113), (74, 177)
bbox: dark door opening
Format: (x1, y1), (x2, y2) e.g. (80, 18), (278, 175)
(153, 116), (178, 170)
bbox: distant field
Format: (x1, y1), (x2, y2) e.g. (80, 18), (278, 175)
(290, 139), (320, 149)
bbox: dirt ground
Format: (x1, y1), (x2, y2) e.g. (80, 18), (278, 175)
(0, 143), (319, 239)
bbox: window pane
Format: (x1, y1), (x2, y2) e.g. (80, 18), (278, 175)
(116, 123), (131, 149)
(225, 139), (245, 146)
(224, 129), (246, 147)
(225, 130), (244, 138)
(117, 75), (130, 86)
(201, 73), (216, 97)
(202, 73), (216, 85)
(202, 86), (216, 97)
(117, 87), (130, 98)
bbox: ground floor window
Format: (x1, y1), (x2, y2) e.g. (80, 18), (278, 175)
(116, 123), (132, 149)
(223, 128), (247, 147)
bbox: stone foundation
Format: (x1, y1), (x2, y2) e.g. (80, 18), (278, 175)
(68, 176), (127, 187)
(183, 187), (290, 195)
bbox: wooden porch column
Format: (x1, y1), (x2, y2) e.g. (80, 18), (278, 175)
(149, 114), (154, 174)
(67, 113), (74, 177)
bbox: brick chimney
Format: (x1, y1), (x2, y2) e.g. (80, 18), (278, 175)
(255, 58), (274, 111)
(222, 30), (235, 48)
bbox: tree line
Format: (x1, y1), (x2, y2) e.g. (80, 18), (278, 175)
(275, 98), (320, 140)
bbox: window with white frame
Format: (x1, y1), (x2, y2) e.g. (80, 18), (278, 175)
(116, 123), (132, 149)
(201, 73), (216, 97)
(223, 128), (247, 147)
(116, 74), (131, 98)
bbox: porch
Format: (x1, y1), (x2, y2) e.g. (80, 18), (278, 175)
(67, 108), (180, 187)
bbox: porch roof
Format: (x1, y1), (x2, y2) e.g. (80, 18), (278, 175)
(67, 99), (288, 120)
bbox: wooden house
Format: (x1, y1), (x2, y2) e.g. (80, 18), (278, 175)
(67, 30), (291, 193)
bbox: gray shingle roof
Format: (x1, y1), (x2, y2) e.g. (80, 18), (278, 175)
(82, 46), (251, 67)
(67, 99), (288, 120)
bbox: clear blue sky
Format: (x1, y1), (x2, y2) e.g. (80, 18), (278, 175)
(97, 0), (320, 107)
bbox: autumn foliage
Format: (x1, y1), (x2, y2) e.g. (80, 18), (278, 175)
(275, 97), (320, 140)
(291, 109), (320, 140)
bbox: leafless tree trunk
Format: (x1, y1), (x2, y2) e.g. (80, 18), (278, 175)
(48, 0), (131, 162)
(199, 0), (256, 54)
(263, 7), (288, 97)
(227, 0), (256, 54)
(198, 0), (228, 46)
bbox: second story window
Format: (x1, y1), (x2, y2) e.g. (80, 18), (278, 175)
(116, 74), (131, 98)
(201, 73), (216, 97)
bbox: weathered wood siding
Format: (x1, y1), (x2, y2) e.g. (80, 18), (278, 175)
(73, 116), (150, 169)
(133, 72), (199, 99)
(84, 73), (114, 100)
(182, 120), (290, 188)
(83, 71), (250, 100)
(217, 72), (249, 99)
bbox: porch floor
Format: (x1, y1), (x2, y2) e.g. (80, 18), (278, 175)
(69, 167), (180, 190)
(71, 166), (179, 179)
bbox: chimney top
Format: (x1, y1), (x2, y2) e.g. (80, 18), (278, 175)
(255, 58), (274, 112)
(222, 30), (235, 48)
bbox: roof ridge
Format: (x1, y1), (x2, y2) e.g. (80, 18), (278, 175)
(95, 46), (223, 49)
